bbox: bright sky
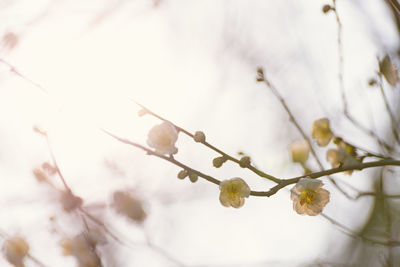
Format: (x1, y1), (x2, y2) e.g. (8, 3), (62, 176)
(0, 0), (399, 266)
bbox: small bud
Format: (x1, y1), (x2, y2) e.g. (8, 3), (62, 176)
(257, 68), (264, 76)
(33, 168), (48, 183)
(379, 55), (399, 86)
(189, 173), (198, 183)
(368, 78), (377, 86)
(193, 131), (206, 142)
(213, 156), (227, 168)
(137, 109), (147, 117)
(177, 170), (188, 179)
(322, 4), (332, 14)
(239, 156), (251, 168)
(256, 77), (264, 82)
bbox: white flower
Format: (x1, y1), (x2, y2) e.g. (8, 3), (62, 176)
(327, 147), (359, 175)
(289, 140), (310, 164)
(219, 178), (250, 208)
(290, 178), (330, 216)
(147, 121), (178, 155)
(3, 236), (29, 267)
(312, 118), (332, 146)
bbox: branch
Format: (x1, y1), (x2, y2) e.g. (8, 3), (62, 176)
(103, 129), (400, 198)
(377, 73), (400, 143)
(134, 101), (280, 183)
(257, 70), (354, 199)
(330, 1), (393, 152)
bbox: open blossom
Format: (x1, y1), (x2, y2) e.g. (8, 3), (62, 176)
(290, 178), (330, 216)
(327, 147), (359, 175)
(289, 140), (310, 164)
(312, 118), (332, 146)
(219, 178), (250, 208)
(147, 121), (178, 155)
(3, 236), (29, 267)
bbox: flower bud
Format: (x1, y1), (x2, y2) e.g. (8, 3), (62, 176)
(212, 156), (227, 168)
(239, 156), (251, 168)
(189, 173), (198, 183)
(322, 4), (332, 14)
(177, 170), (188, 179)
(193, 131), (206, 142)
(33, 168), (48, 183)
(379, 55), (399, 86)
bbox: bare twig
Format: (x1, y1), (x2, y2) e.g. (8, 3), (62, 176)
(103, 128), (400, 197)
(377, 73), (400, 143)
(0, 58), (48, 94)
(330, 1), (393, 152)
(258, 70), (354, 199)
(320, 213), (400, 247)
(134, 101), (281, 183)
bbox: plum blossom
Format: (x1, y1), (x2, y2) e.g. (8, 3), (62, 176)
(289, 140), (310, 164)
(312, 118), (332, 146)
(147, 121), (178, 155)
(327, 147), (359, 175)
(3, 236), (29, 267)
(219, 178), (250, 208)
(290, 178), (330, 216)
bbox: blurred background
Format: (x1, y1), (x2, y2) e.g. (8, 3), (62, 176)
(0, 0), (400, 266)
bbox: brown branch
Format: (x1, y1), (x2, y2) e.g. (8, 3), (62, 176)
(103, 129), (400, 197)
(258, 70), (354, 199)
(377, 74), (400, 143)
(134, 101), (280, 183)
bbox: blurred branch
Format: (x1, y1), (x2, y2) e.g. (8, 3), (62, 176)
(330, 1), (393, 152)
(321, 213), (400, 247)
(0, 58), (48, 94)
(377, 73), (400, 144)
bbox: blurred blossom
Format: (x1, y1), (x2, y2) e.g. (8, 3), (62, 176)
(219, 178), (250, 208)
(147, 121), (178, 155)
(1, 32), (18, 52)
(33, 168), (49, 183)
(289, 140), (310, 164)
(60, 191), (83, 212)
(326, 147), (359, 175)
(61, 233), (102, 267)
(3, 236), (29, 267)
(312, 118), (332, 146)
(112, 191), (147, 223)
(290, 178), (330, 216)
(379, 55), (399, 86)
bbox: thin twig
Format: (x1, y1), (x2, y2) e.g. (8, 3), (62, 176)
(377, 73), (400, 143)
(103, 129), (400, 197)
(43, 132), (73, 193)
(320, 213), (400, 247)
(134, 101), (280, 183)
(259, 71), (354, 199)
(0, 58), (48, 94)
(330, 1), (392, 152)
